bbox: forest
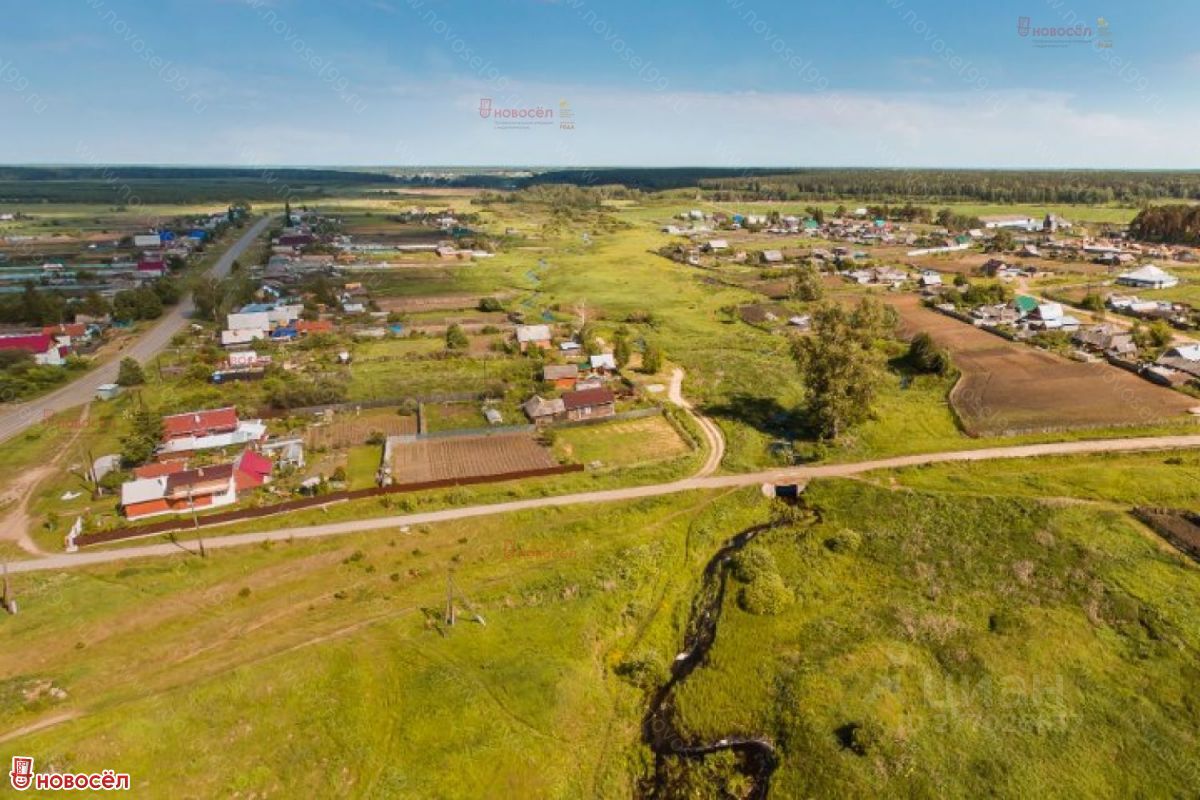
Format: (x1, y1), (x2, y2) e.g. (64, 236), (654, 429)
(1129, 204), (1200, 244)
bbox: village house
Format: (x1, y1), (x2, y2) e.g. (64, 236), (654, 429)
(1029, 302), (1081, 332)
(1157, 344), (1200, 381)
(0, 333), (65, 366)
(515, 324), (552, 352)
(542, 364), (579, 390)
(561, 387), (616, 422)
(589, 353), (617, 375)
(120, 450), (273, 521)
(1073, 324), (1136, 357)
(759, 249), (784, 264)
(702, 239), (729, 253)
(158, 406), (267, 455)
(522, 395), (565, 424)
(1117, 264), (1179, 290)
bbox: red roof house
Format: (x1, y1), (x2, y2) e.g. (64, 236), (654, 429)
(133, 461), (187, 480)
(0, 334), (64, 366)
(162, 407), (240, 442)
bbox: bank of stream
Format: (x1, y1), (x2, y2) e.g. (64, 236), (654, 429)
(640, 522), (780, 798)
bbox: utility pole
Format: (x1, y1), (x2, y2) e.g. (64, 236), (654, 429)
(2, 560), (14, 615)
(445, 572), (456, 627)
(187, 487), (207, 558)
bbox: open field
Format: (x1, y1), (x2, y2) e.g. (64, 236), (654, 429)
(304, 409), (418, 450)
(391, 432), (557, 484)
(891, 295), (1197, 436)
(553, 415), (690, 468)
(0, 490), (759, 798)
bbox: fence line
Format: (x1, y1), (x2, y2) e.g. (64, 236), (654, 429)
(75, 463), (584, 547)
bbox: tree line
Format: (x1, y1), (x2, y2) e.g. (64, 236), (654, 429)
(1129, 204), (1200, 245)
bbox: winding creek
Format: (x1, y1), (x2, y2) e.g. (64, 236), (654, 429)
(641, 523), (780, 798)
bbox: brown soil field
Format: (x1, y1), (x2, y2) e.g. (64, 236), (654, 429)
(890, 295), (1197, 436)
(374, 293), (512, 313)
(391, 432), (557, 483)
(305, 409), (418, 450)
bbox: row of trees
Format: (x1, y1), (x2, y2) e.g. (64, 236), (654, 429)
(1129, 204), (1200, 244)
(0, 277), (181, 327)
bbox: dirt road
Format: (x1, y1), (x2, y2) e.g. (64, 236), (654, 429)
(10, 432), (1200, 575)
(669, 368), (725, 477)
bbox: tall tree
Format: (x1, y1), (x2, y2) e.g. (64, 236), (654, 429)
(792, 299), (894, 439)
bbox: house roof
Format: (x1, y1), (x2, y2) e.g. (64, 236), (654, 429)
(165, 463), (235, 495)
(1120, 264), (1177, 283)
(295, 319), (334, 333)
(562, 387), (615, 410)
(1166, 344), (1200, 361)
(1014, 295), (1039, 313)
(543, 364), (579, 380)
(522, 395), (565, 418)
(516, 324), (552, 343)
(133, 461), (187, 479)
(162, 406), (239, 439)
(121, 476), (169, 506)
(0, 334), (54, 353)
(237, 450), (273, 477)
(590, 353), (617, 370)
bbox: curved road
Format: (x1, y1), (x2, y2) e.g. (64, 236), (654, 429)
(10, 432), (1200, 574)
(0, 216), (273, 445)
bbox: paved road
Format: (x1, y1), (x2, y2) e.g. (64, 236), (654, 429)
(10, 432), (1200, 575)
(0, 216), (273, 445)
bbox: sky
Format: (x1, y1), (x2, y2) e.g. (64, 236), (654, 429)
(3, 0), (1198, 168)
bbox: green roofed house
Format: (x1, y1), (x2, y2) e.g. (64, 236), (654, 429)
(1014, 295), (1039, 316)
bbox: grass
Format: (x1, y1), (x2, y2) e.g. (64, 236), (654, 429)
(552, 415), (691, 469)
(669, 479), (1200, 797)
(0, 489), (760, 798)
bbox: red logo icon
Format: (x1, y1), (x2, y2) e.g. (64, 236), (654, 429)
(478, 98), (492, 119)
(10, 757), (34, 791)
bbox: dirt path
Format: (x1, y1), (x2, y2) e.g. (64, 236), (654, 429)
(0, 405), (91, 555)
(669, 368), (725, 477)
(13, 432), (1200, 575)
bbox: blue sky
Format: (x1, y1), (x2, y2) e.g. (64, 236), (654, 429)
(3, 0), (1198, 167)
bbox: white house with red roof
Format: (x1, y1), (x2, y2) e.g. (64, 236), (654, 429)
(158, 406), (268, 454)
(0, 333), (65, 366)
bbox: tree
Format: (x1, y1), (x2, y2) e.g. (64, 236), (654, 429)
(445, 323), (469, 350)
(120, 407), (164, 466)
(985, 228), (1015, 252)
(791, 263), (824, 302)
(907, 332), (950, 375)
(284, 200), (292, 225)
(1080, 293), (1106, 314)
(792, 300), (892, 439)
(613, 335), (632, 368)
(478, 297), (503, 312)
(641, 343), (663, 374)
(116, 357), (145, 386)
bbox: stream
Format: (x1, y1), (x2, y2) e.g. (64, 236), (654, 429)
(641, 523), (780, 799)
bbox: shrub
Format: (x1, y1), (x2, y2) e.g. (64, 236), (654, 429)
(908, 332), (950, 375)
(738, 573), (794, 615)
(116, 357), (145, 386)
(731, 545), (777, 583)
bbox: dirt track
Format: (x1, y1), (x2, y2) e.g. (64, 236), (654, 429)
(891, 295), (1196, 435)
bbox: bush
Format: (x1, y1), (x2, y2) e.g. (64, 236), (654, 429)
(478, 297), (504, 312)
(738, 573), (794, 615)
(446, 324), (469, 350)
(731, 545), (777, 583)
(907, 332), (950, 375)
